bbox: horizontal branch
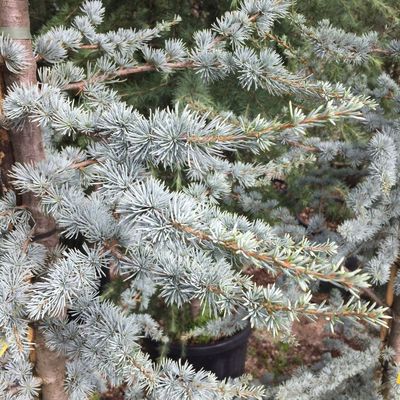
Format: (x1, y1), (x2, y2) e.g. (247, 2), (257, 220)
(186, 109), (360, 148)
(70, 159), (98, 169)
(63, 61), (194, 92)
(264, 301), (389, 326)
(173, 222), (363, 291)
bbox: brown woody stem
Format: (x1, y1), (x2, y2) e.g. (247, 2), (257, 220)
(0, 1), (67, 399)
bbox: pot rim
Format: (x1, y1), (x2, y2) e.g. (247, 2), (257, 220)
(167, 325), (251, 355)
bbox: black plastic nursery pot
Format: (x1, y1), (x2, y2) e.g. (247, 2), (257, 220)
(144, 326), (252, 379)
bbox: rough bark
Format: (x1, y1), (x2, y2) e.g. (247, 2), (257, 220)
(386, 264), (400, 362)
(382, 266), (400, 399)
(388, 294), (400, 364)
(0, 73), (14, 195)
(0, 1), (67, 399)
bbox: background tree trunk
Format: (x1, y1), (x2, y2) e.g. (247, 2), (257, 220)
(0, 1), (67, 399)
(388, 294), (400, 363)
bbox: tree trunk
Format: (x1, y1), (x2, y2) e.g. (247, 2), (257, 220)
(0, 1), (67, 399)
(388, 294), (400, 363)
(0, 74), (15, 195)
